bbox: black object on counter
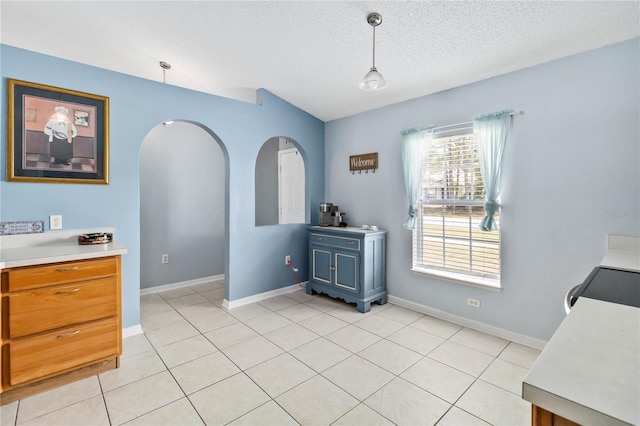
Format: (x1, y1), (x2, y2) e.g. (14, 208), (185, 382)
(78, 232), (113, 245)
(570, 267), (640, 309)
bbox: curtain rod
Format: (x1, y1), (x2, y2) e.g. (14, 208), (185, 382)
(401, 110), (523, 135)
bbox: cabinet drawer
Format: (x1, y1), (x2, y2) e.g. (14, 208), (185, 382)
(310, 234), (360, 251)
(9, 277), (118, 338)
(6, 257), (118, 292)
(9, 317), (118, 386)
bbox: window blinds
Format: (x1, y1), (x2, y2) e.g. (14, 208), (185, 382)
(412, 128), (500, 279)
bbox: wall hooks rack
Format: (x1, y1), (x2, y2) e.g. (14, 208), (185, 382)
(349, 152), (378, 175)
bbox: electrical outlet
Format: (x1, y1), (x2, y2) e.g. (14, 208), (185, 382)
(161, 254), (169, 264)
(49, 215), (62, 230)
(467, 298), (481, 308)
(285, 255), (291, 265)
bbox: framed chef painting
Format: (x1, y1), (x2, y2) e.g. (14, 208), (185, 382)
(6, 79), (109, 184)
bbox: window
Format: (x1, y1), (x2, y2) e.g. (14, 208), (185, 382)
(412, 124), (500, 287)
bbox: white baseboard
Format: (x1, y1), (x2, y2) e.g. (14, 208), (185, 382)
(140, 274), (224, 295)
(223, 283), (307, 310)
(387, 295), (547, 350)
(123, 324), (144, 338)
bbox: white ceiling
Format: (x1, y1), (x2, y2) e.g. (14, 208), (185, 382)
(1, 1), (638, 122)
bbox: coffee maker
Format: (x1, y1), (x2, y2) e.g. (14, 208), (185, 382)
(319, 203), (346, 226)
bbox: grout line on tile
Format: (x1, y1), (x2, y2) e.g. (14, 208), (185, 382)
(96, 374), (112, 426)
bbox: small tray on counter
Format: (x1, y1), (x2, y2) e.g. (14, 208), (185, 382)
(78, 232), (113, 245)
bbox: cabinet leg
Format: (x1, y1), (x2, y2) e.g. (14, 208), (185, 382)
(306, 286), (314, 295)
(356, 301), (371, 313)
(378, 294), (388, 305)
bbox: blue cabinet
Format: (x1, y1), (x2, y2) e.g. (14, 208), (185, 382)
(307, 227), (386, 313)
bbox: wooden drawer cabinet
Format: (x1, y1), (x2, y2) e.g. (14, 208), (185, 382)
(532, 405), (580, 426)
(1, 256), (122, 403)
(9, 318), (118, 386)
(9, 277), (118, 338)
(6, 257), (118, 292)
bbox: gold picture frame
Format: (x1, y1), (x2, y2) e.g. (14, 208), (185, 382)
(7, 79), (109, 184)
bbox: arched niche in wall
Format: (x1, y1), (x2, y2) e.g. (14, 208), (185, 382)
(255, 137), (307, 226)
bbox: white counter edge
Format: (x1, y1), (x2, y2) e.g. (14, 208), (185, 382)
(523, 382), (629, 426)
(0, 245), (128, 269)
(0, 228), (127, 269)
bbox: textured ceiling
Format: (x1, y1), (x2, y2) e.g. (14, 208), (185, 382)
(1, 1), (638, 121)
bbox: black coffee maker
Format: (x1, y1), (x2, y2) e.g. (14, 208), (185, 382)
(319, 203), (346, 226)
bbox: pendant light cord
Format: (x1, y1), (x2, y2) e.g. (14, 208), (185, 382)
(372, 25), (376, 69)
(159, 61), (171, 84)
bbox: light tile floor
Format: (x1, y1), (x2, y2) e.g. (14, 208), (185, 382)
(1, 279), (542, 425)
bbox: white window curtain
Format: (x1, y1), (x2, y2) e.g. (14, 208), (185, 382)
(401, 126), (433, 230)
(473, 110), (512, 231)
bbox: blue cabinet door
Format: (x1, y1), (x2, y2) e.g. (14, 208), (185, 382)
(335, 251), (360, 293)
(311, 247), (332, 284)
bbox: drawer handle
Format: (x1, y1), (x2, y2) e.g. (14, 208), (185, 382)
(56, 266), (79, 272)
(330, 266), (336, 271)
(57, 330), (80, 338)
(347, 242), (355, 245)
(55, 288), (80, 295)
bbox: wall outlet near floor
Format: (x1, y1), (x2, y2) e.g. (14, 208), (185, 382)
(285, 255), (291, 265)
(467, 298), (481, 308)
(49, 215), (62, 230)
(161, 254), (169, 264)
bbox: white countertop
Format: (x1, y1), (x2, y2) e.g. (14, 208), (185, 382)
(601, 249), (640, 272)
(522, 235), (640, 425)
(0, 228), (127, 269)
(308, 225), (386, 235)
(523, 298), (639, 425)
(602, 234), (640, 272)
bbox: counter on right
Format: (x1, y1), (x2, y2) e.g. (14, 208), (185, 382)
(522, 235), (640, 426)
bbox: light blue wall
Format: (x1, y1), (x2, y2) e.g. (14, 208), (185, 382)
(325, 38), (640, 340)
(0, 45), (324, 328)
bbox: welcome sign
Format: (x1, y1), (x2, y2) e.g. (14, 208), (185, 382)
(349, 152), (378, 172)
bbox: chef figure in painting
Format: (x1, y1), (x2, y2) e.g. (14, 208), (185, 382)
(44, 106), (77, 165)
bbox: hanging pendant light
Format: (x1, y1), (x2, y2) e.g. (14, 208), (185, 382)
(359, 12), (386, 90)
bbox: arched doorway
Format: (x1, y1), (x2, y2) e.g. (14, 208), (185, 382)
(139, 121), (229, 303)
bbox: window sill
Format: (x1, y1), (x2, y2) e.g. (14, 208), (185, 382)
(411, 268), (502, 292)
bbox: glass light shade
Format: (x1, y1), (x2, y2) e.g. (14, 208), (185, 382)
(359, 67), (387, 90)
